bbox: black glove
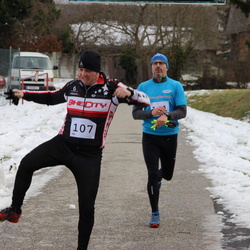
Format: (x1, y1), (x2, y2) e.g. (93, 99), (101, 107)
(108, 78), (119, 84)
(165, 120), (177, 128)
(4, 89), (19, 105)
(107, 79), (120, 92)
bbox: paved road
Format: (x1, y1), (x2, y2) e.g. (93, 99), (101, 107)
(0, 105), (221, 250)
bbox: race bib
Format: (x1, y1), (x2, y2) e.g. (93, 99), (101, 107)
(70, 118), (97, 139)
(150, 101), (169, 111)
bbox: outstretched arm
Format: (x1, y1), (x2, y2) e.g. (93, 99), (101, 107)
(112, 82), (150, 106)
(7, 85), (67, 106)
(12, 89), (24, 98)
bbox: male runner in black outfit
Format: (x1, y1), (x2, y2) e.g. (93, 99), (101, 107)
(0, 50), (150, 249)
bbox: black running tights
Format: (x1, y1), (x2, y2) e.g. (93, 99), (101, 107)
(11, 135), (102, 250)
(142, 133), (178, 213)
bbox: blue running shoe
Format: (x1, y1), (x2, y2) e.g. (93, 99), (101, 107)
(149, 211), (160, 228)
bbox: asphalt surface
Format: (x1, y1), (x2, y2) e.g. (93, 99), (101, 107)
(0, 104), (222, 250)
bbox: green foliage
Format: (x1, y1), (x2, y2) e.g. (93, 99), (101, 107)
(167, 46), (192, 80)
(0, 0), (32, 47)
(119, 49), (137, 85)
(186, 89), (250, 121)
(59, 28), (74, 53)
(0, 0), (62, 50)
(230, 0), (250, 17)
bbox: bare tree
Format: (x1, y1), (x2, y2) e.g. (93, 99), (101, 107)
(59, 3), (225, 82)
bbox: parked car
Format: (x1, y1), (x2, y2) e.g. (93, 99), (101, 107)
(0, 75), (6, 89)
(8, 52), (58, 91)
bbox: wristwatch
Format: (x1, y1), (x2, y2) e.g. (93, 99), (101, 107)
(163, 111), (170, 118)
(126, 87), (134, 96)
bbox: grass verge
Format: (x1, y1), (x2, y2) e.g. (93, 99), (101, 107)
(186, 89), (250, 121)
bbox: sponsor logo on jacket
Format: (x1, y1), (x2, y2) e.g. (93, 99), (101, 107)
(68, 97), (111, 112)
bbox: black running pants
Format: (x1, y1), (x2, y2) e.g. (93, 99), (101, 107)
(12, 134), (102, 250)
(142, 132), (178, 212)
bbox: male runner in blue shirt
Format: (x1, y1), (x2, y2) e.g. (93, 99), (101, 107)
(133, 53), (187, 228)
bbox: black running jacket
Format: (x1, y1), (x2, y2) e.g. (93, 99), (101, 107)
(22, 73), (150, 148)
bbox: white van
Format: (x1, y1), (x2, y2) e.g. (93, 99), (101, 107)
(8, 52), (58, 91)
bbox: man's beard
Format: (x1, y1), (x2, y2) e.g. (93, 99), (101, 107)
(153, 72), (165, 79)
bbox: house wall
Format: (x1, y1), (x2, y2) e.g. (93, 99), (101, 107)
(238, 32), (250, 62)
(53, 53), (128, 82)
